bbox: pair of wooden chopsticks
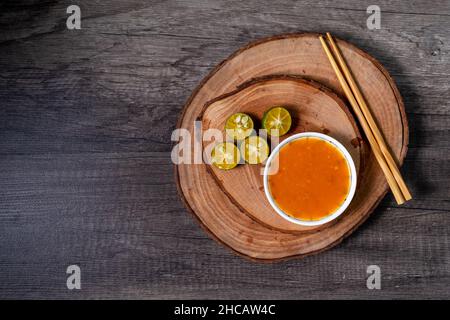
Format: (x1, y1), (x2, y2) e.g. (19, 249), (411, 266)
(319, 33), (411, 205)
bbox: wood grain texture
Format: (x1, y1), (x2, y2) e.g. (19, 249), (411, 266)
(0, 0), (449, 299)
(177, 34), (407, 260)
(200, 76), (363, 234)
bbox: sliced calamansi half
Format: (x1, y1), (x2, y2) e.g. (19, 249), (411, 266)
(211, 142), (240, 170)
(262, 107), (292, 137)
(240, 136), (269, 164)
(225, 112), (254, 140)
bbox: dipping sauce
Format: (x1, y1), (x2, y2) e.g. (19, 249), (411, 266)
(268, 137), (351, 221)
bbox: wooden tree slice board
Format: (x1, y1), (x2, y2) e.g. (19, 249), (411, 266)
(200, 76), (365, 233)
(175, 33), (408, 261)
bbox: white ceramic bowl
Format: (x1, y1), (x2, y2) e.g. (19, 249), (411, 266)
(263, 132), (357, 226)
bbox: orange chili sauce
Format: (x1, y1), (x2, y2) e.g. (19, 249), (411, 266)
(268, 137), (351, 221)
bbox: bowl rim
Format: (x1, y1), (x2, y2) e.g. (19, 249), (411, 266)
(263, 132), (357, 226)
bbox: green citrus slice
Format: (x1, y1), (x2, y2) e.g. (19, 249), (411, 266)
(240, 136), (269, 164)
(262, 107), (292, 137)
(211, 142), (240, 170)
(225, 112), (254, 140)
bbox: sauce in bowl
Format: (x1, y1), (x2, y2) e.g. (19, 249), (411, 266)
(266, 134), (355, 224)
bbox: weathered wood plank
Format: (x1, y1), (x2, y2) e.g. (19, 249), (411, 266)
(0, 153), (449, 299)
(0, 0), (449, 299)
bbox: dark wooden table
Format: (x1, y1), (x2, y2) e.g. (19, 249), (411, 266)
(0, 0), (449, 299)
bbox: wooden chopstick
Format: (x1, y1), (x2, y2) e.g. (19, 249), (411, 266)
(319, 35), (406, 205)
(325, 32), (412, 201)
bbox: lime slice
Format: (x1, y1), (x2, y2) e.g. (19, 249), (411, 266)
(211, 142), (240, 170)
(225, 112), (254, 140)
(240, 136), (269, 164)
(262, 107), (292, 137)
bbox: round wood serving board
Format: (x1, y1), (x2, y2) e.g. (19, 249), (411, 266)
(175, 33), (408, 261)
(200, 76), (365, 233)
